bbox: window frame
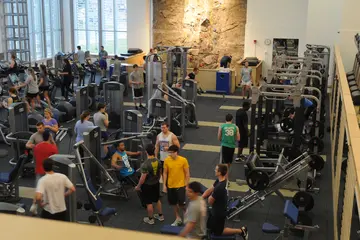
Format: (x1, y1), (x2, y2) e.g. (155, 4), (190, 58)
(72, 0), (127, 55)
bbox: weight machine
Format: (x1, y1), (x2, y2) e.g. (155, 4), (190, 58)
(227, 151), (325, 220)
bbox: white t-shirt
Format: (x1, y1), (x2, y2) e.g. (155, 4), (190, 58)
(77, 50), (85, 64)
(36, 173), (74, 214)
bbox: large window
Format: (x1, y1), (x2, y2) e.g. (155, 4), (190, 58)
(28, 0), (62, 61)
(73, 0), (127, 55)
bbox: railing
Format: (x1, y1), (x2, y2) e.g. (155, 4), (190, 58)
(330, 45), (360, 239)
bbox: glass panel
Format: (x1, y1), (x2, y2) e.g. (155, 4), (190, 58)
(74, 30), (87, 50)
(88, 31), (99, 54)
(44, 0), (51, 32)
(102, 31), (115, 55)
(102, 0), (114, 31)
(33, 0), (42, 32)
(87, 0), (99, 31)
(45, 32), (52, 58)
(74, 0), (86, 30)
(115, 32), (127, 54)
(115, 0), (127, 31)
(53, 31), (62, 54)
(35, 33), (44, 60)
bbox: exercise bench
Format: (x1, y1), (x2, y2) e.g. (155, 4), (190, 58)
(262, 200), (319, 239)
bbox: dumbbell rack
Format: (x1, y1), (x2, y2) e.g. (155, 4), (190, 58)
(2, 0), (30, 64)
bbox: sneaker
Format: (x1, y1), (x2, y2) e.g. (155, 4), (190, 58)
(171, 218), (183, 226)
(139, 104), (145, 108)
(235, 155), (246, 162)
(143, 217), (155, 225)
(240, 226), (248, 240)
(153, 214), (165, 222)
(30, 203), (38, 215)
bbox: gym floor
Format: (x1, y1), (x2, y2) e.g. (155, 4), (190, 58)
(0, 76), (358, 239)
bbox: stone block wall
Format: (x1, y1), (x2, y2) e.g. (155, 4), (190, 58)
(153, 0), (247, 69)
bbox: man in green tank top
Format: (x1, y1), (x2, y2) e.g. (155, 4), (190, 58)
(218, 114), (240, 185)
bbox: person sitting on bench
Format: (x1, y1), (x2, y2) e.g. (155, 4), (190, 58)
(185, 67), (203, 94)
(202, 164), (248, 240)
(111, 141), (141, 186)
(178, 181), (207, 239)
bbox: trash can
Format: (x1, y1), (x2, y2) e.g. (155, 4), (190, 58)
(216, 71), (231, 95)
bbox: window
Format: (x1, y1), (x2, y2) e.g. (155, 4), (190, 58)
(28, 0), (62, 61)
(73, 0), (127, 55)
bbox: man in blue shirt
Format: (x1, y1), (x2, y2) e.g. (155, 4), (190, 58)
(111, 141), (141, 185)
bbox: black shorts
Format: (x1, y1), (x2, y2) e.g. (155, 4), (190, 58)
(133, 88), (144, 98)
(238, 132), (248, 148)
(221, 146), (235, 164)
(101, 131), (109, 141)
(41, 209), (67, 221)
(39, 86), (49, 92)
(141, 183), (160, 205)
(207, 215), (225, 236)
(26, 92), (39, 99)
(167, 187), (186, 206)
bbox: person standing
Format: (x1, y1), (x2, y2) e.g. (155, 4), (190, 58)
(202, 164), (248, 240)
(129, 64), (145, 110)
(218, 113), (240, 185)
(240, 61), (253, 99)
(76, 46), (85, 66)
(155, 122), (180, 170)
(6, 87), (21, 107)
(58, 58), (74, 100)
(220, 55), (232, 68)
(38, 65), (52, 107)
(99, 46), (108, 78)
(235, 101), (250, 162)
(34, 158), (76, 221)
(113, 55), (122, 80)
(163, 145), (190, 226)
(74, 111), (94, 157)
(179, 181), (207, 239)
(93, 103), (109, 155)
(135, 144), (164, 225)
(26, 122), (46, 149)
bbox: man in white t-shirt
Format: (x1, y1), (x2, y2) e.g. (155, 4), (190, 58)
(77, 46), (85, 66)
(35, 158), (76, 221)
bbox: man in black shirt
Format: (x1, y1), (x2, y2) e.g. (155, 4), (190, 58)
(135, 144), (164, 225)
(202, 164), (248, 240)
(235, 101), (250, 162)
(220, 55), (232, 68)
(185, 67), (203, 94)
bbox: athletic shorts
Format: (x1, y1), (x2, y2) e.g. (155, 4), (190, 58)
(221, 146), (235, 164)
(238, 131), (248, 148)
(41, 209), (67, 222)
(207, 215), (226, 236)
(99, 59), (107, 69)
(101, 131), (109, 141)
(133, 88), (144, 99)
(39, 86), (49, 92)
(141, 183), (160, 204)
(26, 92), (39, 99)
(167, 187), (186, 206)
(241, 81), (251, 86)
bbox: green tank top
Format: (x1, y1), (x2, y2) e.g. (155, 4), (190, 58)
(220, 123), (237, 148)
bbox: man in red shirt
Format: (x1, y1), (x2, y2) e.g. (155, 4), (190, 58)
(33, 131), (58, 181)
(30, 130), (58, 215)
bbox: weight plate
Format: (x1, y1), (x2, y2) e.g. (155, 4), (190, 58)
(296, 177), (314, 190)
(307, 136), (324, 153)
(308, 154), (325, 171)
(292, 191), (314, 211)
(283, 107), (294, 118)
(246, 169), (270, 191)
(280, 118), (294, 132)
(310, 121), (325, 139)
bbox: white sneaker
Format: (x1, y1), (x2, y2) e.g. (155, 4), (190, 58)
(30, 203), (38, 215)
(153, 214), (164, 221)
(171, 218), (183, 226)
(143, 217), (155, 225)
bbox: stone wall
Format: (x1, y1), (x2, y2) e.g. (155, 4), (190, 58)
(153, 0), (247, 69)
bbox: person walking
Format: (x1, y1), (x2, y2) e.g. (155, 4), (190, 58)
(240, 61), (253, 99)
(38, 64), (52, 107)
(129, 64), (145, 110)
(99, 46), (108, 78)
(34, 158), (76, 221)
(135, 144), (164, 224)
(163, 145), (190, 226)
(218, 113), (240, 186)
(58, 59), (74, 100)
